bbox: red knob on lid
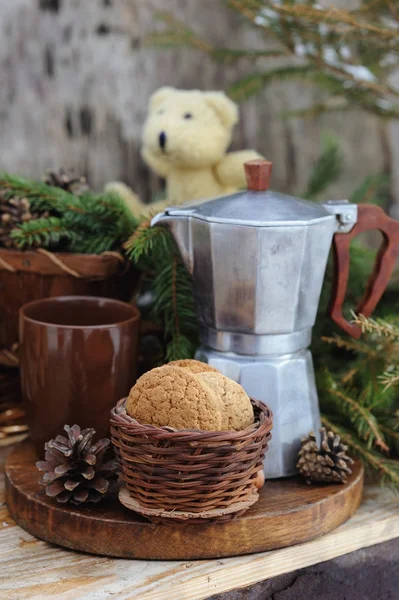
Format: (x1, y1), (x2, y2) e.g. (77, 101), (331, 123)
(245, 159), (273, 191)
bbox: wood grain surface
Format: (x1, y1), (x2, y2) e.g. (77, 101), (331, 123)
(0, 444), (398, 600)
(5, 440), (364, 560)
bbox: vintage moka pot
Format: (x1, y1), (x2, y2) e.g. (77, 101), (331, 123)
(152, 160), (399, 478)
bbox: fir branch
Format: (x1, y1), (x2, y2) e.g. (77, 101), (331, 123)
(124, 220), (172, 263)
(62, 192), (137, 235)
(149, 1), (399, 118)
(153, 256), (199, 360)
(1, 174), (136, 254)
(271, 4), (399, 43)
(352, 314), (399, 340)
(281, 98), (350, 119)
(227, 65), (314, 103)
(0, 174), (69, 213)
(379, 423), (399, 449)
(69, 235), (121, 255)
(9, 217), (77, 250)
(349, 173), (389, 206)
(379, 366), (399, 390)
(378, 411), (399, 454)
(127, 218), (199, 361)
(319, 370), (389, 453)
(211, 47), (288, 62)
(341, 368), (360, 386)
(147, 11), (213, 53)
(171, 255), (181, 354)
(165, 334), (197, 362)
(321, 334), (377, 358)
(302, 134), (343, 199)
(322, 416), (399, 490)
(148, 10), (287, 61)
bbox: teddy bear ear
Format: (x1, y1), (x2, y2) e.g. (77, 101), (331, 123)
(204, 92), (239, 128)
(149, 86), (176, 111)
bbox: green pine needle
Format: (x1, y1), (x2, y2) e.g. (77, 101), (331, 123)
(149, 2), (399, 117)
(322, 416), (399, 491)
(0, 174), (137, 254)
(303, 134), (343, 199)
(352, 314), (399, 341)
(125, 222), (173, 264)
(126, 219), (199, 360)
(349, 174), (389, 206)
(318, 368), (389, 452)
(227, 65), (314, 103)
(380, 367), (399, 391)
(10, 217), (77, 250)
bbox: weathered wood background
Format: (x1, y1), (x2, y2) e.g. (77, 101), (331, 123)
(0, 0), (397, 209)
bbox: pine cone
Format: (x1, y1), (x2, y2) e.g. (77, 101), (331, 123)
(0, 196), (34, 248)
(44, 168), (89, 195)
(36, 425), (118, 505)
(297, 428), (354, 484)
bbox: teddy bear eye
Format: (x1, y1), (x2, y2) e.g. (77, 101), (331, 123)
(183, 113), (193, 119)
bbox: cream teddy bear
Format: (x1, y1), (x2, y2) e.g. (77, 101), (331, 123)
(106, 87), (263, 216)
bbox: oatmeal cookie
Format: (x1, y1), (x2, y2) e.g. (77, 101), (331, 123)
(168, 359), (220, 375)
(197, 372), (254, 431)
(126, 365), (223, 431)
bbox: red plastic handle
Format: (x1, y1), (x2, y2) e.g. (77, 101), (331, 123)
(330, 204), (399, 338)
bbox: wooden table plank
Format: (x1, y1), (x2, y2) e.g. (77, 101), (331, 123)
(0, 445), (397, 600)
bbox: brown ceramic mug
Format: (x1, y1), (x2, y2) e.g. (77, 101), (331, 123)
(19, 296), (140, 456)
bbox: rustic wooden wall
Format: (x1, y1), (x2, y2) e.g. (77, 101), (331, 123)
(0, 0), (395, 207)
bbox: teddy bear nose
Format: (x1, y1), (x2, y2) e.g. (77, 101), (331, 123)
(159, 131), (167, 150)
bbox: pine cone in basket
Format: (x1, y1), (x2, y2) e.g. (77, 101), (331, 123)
(36, 425), (118, 505)
(44, 168), (89, 195)
(0, 195), (36, 248)
(297, 428), (354, 484)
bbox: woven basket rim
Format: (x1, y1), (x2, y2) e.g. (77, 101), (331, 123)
(0, 248), (126, 260)
(118, 485), (259, 520)
(0, 247), (130, 278)
(110, 397), (273, 441)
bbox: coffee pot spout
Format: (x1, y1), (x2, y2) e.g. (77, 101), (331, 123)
(151, 211), (193, 274)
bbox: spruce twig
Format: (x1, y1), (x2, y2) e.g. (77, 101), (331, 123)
(10, 217), (77, 250)
(171, 256), (181, 354)
(380, 367), (399, 391)
(352, 314), (399, 340)
(302, 134), (343, 199)
(124, 220), (172, 263)
(125, 219), (199, 361)
(0, 174), (137, 254)
(321, 334), (377, 358)
(319, 369), (389, 453)
(322, 417), (399, 490)
(149, 1), (399, 118)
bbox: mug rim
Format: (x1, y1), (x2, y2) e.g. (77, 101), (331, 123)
(19, 295), (140, 330)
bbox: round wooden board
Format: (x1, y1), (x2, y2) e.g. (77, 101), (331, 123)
(5, 440), (364, 560)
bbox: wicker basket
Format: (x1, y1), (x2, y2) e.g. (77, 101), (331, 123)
(110, 398), (273, 523)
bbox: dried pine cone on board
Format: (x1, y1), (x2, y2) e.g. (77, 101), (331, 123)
(297, 428), (354, 484)
(36, 425), (118, 505)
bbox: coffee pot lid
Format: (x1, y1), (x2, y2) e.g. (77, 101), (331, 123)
(165, 160), (333, 227)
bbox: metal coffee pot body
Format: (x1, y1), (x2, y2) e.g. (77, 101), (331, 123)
(152, 161), (399, 478)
